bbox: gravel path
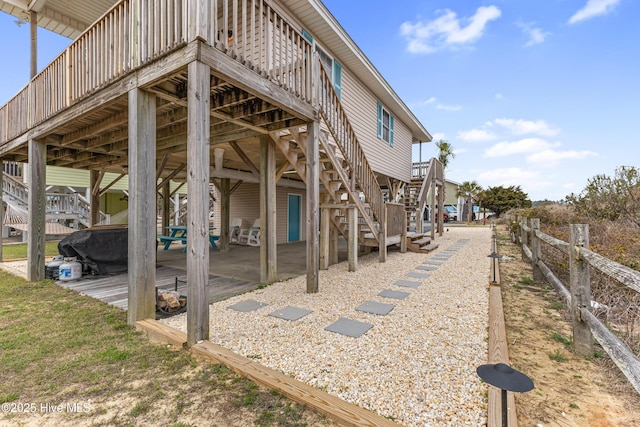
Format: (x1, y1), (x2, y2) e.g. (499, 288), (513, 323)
(162, 226), (492, 426)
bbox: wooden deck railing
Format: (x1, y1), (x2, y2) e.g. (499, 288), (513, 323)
(0, 0), (313, 146)
(318, 66), (384, 225)
(513, 216), (640, 395)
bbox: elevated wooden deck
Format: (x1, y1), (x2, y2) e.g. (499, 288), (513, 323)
(0, 0), (314, 179)
(57, 265), (259, 311)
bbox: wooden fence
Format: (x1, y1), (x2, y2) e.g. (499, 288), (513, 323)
(512, 216), (640, 394)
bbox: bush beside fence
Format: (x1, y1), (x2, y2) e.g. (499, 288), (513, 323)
(509, 215), (640, 395)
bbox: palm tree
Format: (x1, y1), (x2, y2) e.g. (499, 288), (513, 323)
(435, 139), (455, 170)
(435, 140), (455, 227)
(456, 181), (483, 223)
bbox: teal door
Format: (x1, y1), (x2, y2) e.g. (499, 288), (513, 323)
(288, 194), (301, 242)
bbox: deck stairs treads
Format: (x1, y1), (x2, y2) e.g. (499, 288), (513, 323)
(406, 232), (439, 253)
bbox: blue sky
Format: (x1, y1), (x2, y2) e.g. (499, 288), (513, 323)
(321, 0), (640, 201)
(1, 0), (639, 201)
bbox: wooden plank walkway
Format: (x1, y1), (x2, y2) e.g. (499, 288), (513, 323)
(57, 265), (260, 311)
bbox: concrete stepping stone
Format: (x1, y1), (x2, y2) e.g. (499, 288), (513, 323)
(395, 279), (421, 288)
(407, 272), (430, 279)
(416, 265), (436, 271)
(325, 317), (373, 338)
(423, 260), (443, 265)
(228, 299), (267, 312)
(356, 301), (395, 316)
(378, 289), (410, 300)
(269, 305), (312, 321)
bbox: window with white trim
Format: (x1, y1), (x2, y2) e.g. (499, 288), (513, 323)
(377, 102), (394, 146)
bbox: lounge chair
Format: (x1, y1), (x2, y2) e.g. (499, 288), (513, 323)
(229, 218), (243, 243)
(238, 218), (260, 246)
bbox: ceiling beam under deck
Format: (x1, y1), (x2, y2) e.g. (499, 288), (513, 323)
(199, 43), (316, 124)
(60, 110), (129, 146)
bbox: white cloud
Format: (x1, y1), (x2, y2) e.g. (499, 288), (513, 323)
(526, 149), (598, 167)
(495, 93), (504, 100)
(517, 22), (550, 47)
(483, 138), (560, 157)
(436, 104), (462, 111)
(400, 6), (501, 54)
(568, 0), (620, 24)
(411, 97), (437, 108)
(430, 132), (447, 141)
(457, 128), (497, 142)
(494, 118), (560, 136)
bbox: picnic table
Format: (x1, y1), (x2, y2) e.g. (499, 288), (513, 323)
(158, 226), (219, 251)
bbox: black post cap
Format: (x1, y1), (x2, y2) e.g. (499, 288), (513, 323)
(476, 363), (534, 392)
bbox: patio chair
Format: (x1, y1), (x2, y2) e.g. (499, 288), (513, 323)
(238, 218), (260, 246)
(229, 218), (243, 243)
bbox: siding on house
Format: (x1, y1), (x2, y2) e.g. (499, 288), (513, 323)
(272, 0), (417, 184)
(340, 66), (413, 183)
(212, 182), (307, 245)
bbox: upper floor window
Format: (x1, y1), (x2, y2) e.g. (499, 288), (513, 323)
(377, 102), (394, 146)
(302, 28), (342, 100)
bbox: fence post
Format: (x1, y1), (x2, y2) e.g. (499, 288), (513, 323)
(531, 218), (543, 282)
(520, 217), (528, 261)
(570, 224), (594, 357)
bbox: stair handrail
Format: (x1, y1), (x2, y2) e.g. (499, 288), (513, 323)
(317, 65), (384, 225)
(2, 173), (29, 207)
(415, 158), (435, 215)
(2, 174), (108, 226)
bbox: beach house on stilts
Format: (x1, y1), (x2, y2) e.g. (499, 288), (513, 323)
(0, 0), (444, 345)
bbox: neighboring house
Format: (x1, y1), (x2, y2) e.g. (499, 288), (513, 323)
(0, 0), (433, 342)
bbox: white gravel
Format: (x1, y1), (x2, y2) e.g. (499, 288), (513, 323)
(164, 226), (492, 426)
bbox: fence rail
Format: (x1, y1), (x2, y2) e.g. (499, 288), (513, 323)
(512, 216), (640, 394)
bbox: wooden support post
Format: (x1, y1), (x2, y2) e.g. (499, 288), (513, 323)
(27, 139), (46, 282)
(186, 60), (211, 345)
(162, 182), (170, 236)
(378, 207), (387, 263)
(400, 212), (407, 253)
(429, 181), (436, 241)
(521, 217), (528, 261)
(127, 88), (157, 326)
(531, 218), (543, 282)
(219, 178), (230, 253)
(0, 161), (3, 262)
(320, 206), (330, 270)
(260, 135), (277, 284)
(437, 184), (444, 237)
(348, 207), (358, 272)
(89, 170), (101, 226)
(306, 120), (319, 293)
(188, 0), (209, 42)
(570, 224), (594, 357)
(30, 11), (37, 78)
(330, 222), (339, 266)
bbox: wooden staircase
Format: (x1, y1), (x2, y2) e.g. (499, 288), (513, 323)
(271, 63), (386, 248)
(1, 172), (107, 228)
(405, 158), (444, 237)
(406, 232), (438, 253)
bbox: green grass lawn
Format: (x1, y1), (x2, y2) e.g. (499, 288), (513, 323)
(0, 271), (332, 426)
(1, 242), (61, 260)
